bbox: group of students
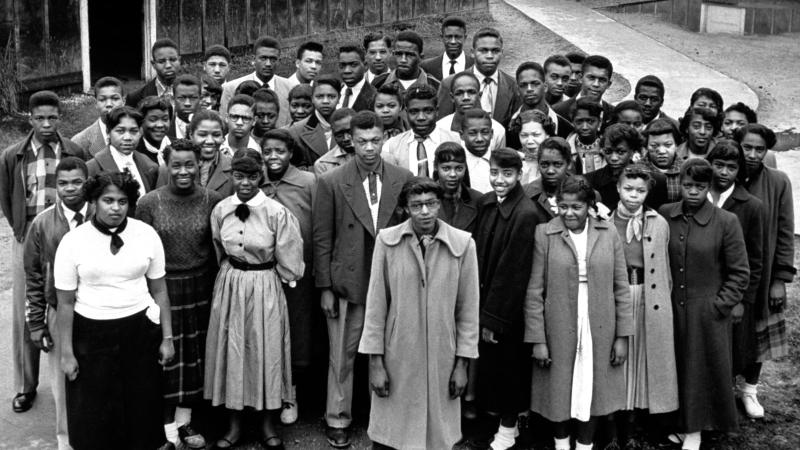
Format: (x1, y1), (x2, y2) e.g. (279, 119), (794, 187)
(0, 15), (794, 450)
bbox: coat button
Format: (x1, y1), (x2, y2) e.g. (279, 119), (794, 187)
(679, 235), (685, 241)
(650, 253), (655, 258)
(680, 284), (685, 289)
(647, 236), (652, 242)
(680, 302), (685, 306)
(650, 268), (655, 274)
(348, 266), (354, 271)
(679, 267), (684, 272)
(651, 284), (656, 289)
(348, 223), (354, 228)
(654, 305), (660, 310)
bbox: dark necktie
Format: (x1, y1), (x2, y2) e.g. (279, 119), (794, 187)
(368, 172), (378, 205)
(449, 60), (457, 75)
(415, 137), (429, 178)
(419, 234), (434, 258)
(73, 211), (84, 226)
(342, 87), (353, 108)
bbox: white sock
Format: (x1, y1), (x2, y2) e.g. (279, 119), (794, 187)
(554, 436), (571, 450)
(576, 442), (593, 450)
(490, 424), (518, 450)
(164, 422), (179, 445)
(682, 431), (702, 450)
(175, 406), (192, 427)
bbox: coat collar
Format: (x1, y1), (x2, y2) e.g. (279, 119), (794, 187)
(381, 219), (469, 257)
(544, 215), (609, 235)
(482, 183), (525, 219)
(665, 199), (714, 225)
(14, 131), (77, 157)
(269, 164), (307, 187)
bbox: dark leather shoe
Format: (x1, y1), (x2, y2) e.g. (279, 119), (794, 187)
(326, 426), (351, 448)
(178, 423), (207, 449)
(12, 391), (36, 413)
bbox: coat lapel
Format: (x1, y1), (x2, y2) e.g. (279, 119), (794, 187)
(494, 73), (513, 122)
(585, 218), (607, 260)
(377, 165), (403, 230)
(301, 117), (329, 158)
(207, 155), (232, 191)
(342, 162), (376, 236)
(96, 149), (119, 171)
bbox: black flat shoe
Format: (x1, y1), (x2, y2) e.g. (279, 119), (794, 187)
(12, 391), (36, 413)
(214, 437), (239, 449)
(263, 435), (285, 450)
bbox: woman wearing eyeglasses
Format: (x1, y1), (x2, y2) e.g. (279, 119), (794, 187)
(204, 149), (305, 449)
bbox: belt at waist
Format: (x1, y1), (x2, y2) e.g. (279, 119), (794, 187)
(627, 266), (644, 285)
(228, 257), (275, 271)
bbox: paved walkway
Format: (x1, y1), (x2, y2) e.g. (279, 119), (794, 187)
(502, 0), (759, 119)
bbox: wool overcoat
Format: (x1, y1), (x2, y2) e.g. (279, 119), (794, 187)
(359, 219), (479, 450)
(524, 216), (633, 421)
(659, 200), (750, 433)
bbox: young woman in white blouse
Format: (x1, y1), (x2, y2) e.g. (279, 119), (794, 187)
(55, 170), (174, 450)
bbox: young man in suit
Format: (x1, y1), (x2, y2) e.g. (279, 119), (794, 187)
(287, 41), (324, 88)
(314, 108), (356, 175)
(0, 91), (87, 414)
(337, 44), (376, 112)
(420, 16), (474, 81)
(635, 75), (677, 127)
(552, 55), (615, 127)
(24, 157), (91, 450)
(220, 36), (291, 127)
(173, 74), (202, 139)
(372, 31), (440, 94)
(363, 32), (392, 84)
(288, 75), (341, 169)
(507, 62), (573, 147)
(383, 85), (445, 177)
(437, 28), (521, 129)
(126, 38), (181, 107)
(86, 106), (159, 205)
(72, 77), (126, 157)
(203, 44), (232, 85)
(564, 52), (586, 98)
(313, 111), (412, 448)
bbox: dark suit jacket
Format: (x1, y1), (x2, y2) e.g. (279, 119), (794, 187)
(156, 153), (234, 198)
(288, 114), (329, 169)
(420, 53), (475, 81)
(313, 159), (412, 304)
(551, 97), (614, 128)
(71, 120), (107, 157)
(437, 67), (522, 129)
(349, 81), (377, 112)
(585, 164), (669, 211)
(722, 184), (764, 307)
(87, 148), (160, 194)
(0, 132), (88, 241)
(126, 79), (158, 108)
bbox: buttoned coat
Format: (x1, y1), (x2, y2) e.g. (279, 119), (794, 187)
(524, 216), (633, 421)
(358, 219), (479, 450)
(313, 159), (412, 304)
(0, 131), (88, 241)
(420, 53), (475, 81)
(659, 200), (749, 432)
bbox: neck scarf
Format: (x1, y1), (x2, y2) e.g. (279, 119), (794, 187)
(235, 203), (250, 222)
(615, 203), (644, 243)
(92, 215), (128, 255)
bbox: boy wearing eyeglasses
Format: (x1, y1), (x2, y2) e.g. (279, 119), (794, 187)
(220, 94), (261, 158)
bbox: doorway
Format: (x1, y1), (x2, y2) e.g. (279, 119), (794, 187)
(88, 0), (144, 82)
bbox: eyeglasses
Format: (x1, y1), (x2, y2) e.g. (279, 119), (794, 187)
(407, 199), (440, 212)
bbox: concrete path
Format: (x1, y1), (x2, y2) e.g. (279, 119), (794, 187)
(502, 0), (759, 119)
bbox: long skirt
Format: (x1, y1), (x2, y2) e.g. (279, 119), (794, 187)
(204, 260), (293, 411)
(67, 309), (165, 450)
(163, 266), (214, 406)
(624, 283), (648, 410)
(477, 330), (532, 415)
(732, 302), (758, 374)
(756, 311), (788, 362)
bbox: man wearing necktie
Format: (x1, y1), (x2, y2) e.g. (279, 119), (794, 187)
(313, 111), (412, 448)
(421, 17), (473, 82)
(24, 157), (92, 449)
(337, 45), (376, 112)
(382, 85), (441, 178)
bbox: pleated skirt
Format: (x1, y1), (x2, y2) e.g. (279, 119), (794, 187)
(624, 283), (649, 410)
(204, 259), (293, 411)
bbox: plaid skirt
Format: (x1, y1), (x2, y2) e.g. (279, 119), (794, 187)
(756, 310), (788, 362)
(163, 266), (214, 405)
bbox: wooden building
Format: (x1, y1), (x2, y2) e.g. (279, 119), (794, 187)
(0, 0), (486, 94)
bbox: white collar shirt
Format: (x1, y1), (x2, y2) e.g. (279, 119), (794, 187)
(62, 202), (89, 230)
(473, 67), (499, 114)
(441, 51), (467, 78)
(109, 146), (145, 198)
(708, 184), (735, 208)
(338, 76), (366, 109)
(464, 150), (493, 194)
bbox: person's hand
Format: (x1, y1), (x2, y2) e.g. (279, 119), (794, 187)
(159, 338), (175, 366)
(321, 290), (338, 319)
(369, 357), (390, 397)
(731, 303), (745, 323)
(532, 343), (551, 368)
(769, 281), (786, 311)
(30, 329), (53, 353)
(610, 337), (628, 366)
(449, 362), (468, 399)
(481, 327), (498, 344)
(61, 353), (79, 381)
